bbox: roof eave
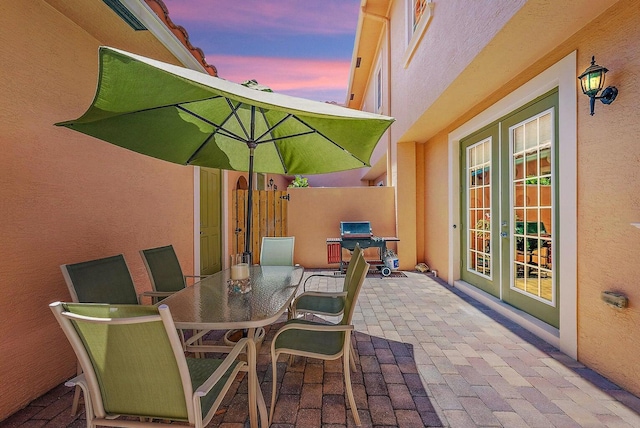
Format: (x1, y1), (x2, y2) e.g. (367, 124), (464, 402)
(121, 0), (210, 73)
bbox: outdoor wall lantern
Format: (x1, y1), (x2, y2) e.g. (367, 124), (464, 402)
(578, 56), (618, 115)
(268, 178), (274, 188)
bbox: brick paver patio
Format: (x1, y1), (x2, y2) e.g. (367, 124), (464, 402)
(4, 271), (640, 427)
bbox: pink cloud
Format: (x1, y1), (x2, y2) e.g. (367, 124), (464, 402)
(211, 55), (350, 100)
(164, 0), (358, 35)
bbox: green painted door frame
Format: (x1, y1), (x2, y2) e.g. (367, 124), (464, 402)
(200, 168), (222, 275)
(460, 88), (559, 328)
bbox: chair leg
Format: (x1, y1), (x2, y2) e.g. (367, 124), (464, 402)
(287, 302), (294, 320)
(70, 361), (82, 415)
(246, 340), (259, 428)
(349, 334), (359, 372)
(343, 351), (361, 426)
(70, 386), (81, 415)
(75, 381), (95, 428)
(256, 377), (269, 428)
(269, 351), (279, 425)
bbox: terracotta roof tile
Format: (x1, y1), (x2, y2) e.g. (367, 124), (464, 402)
(145, 0), (217, 76)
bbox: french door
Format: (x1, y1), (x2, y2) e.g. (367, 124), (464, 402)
(461, 89), (559, 327)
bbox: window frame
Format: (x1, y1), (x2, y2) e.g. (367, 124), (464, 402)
(375, 66), (383, 113)
(403, 0), (433, 68)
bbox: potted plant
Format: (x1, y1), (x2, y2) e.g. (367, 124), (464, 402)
(288, 175), (309, 188)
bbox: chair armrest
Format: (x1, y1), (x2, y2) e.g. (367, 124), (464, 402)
(303, 273), (342, 291)
(296, 291), (347, 299)
(139, 291), (177, 305)
(184, 275), (208, 286)
(276, 322), (354, 336)
(140, 291), (176, 297)
(291, 291), (347, 317)
(194, 337), (253, 397)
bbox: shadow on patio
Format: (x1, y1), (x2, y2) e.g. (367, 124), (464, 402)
(5, 271), (640, 427)
(4, 314), (441, 427)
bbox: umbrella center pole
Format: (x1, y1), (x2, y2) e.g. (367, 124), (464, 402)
(244, 143), (257, 264)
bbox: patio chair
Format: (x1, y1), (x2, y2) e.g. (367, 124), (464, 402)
(259, 236), (295, 266)
(60, 254), (139, 305)
(50, 302), (267, 428)
(293, 245), (363, 317)
(290, 245), (365, 368)
(224, 236), (296, 348)
(139, 244), (206, 304)
(60, 254), (139, 415)
(269, 254), (369, 426)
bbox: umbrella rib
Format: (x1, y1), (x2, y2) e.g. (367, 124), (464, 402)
(253, 111), (320, 144)
(255, 108), (287, 173)
(254, 111), (289, 143)
(226, 99), (252, 142)
(256, 129), (316, 144)
(176, 105), (248, 143)
(179, 104), (250, 165)
(185, 133), (216, 165)
(96, 95), (223, 118)
(293, 116), (368, 166)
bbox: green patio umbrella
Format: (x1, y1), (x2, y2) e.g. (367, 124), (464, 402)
(56, 47), (394, 259)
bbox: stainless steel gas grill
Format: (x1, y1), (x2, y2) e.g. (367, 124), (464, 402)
(326, 221), (399, 276)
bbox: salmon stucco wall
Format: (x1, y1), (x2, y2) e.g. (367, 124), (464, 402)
(416, 0), (640, 397)
(396, 142), (417, 270)
(0, 1), (195, 419)
(287, 187), (397, 269)
(421, 133), (451, 281)
(570, 0), (640, 397)
(387, 0), (526, 141)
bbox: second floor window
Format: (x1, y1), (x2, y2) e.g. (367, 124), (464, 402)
(404, 0), (433, 67)
(412, 0), (428, 32)
(376, 68), (382, 112)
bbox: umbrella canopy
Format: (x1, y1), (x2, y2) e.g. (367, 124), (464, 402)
(56, 47), (394, 257)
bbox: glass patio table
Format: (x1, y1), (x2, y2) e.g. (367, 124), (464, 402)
(161, 265), (304, 353)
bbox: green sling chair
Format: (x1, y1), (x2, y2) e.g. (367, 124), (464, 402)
(50, 302), (268, 428)
(292, 244), (363, 318)
(60, 254), (140, 415)
(139, 245), (207, 304)
(269, 254), (370, 426)
(61, 254), (139, 305)
(140, 244), (216, 357)
(259, 236), (295, 266)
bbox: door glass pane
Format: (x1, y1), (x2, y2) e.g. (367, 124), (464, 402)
(539, 113), (551, 144)
(511, 111), (554, 303)
(467, 138), (491, 278)
(514, 126), (524, 153)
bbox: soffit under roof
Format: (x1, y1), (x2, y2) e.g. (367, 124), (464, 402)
(347, 0), (391, 108)
(43, 0), (215, 74)
(348, 0), (620, 143)
(399, 0), (619, 143)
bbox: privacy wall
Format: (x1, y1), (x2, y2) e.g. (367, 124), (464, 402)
(0, 1), (195, 419)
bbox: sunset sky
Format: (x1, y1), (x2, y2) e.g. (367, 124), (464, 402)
(161, 0), (361, 103)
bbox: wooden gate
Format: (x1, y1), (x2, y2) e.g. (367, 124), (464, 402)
(232, 190), (289, 262)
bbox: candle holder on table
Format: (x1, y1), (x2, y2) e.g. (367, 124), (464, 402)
(228, 253), (251, 293)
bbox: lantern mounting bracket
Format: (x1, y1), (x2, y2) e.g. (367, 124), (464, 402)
(597, 86), (618, 105)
